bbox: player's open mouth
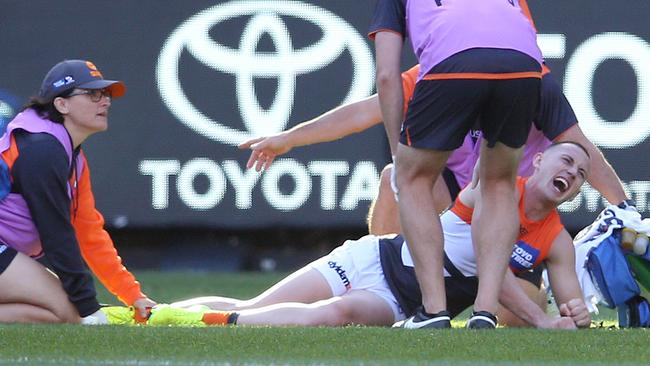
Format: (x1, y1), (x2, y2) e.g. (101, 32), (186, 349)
(553, 177), (569, 193)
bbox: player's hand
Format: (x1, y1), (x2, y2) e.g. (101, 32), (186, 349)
(238, 134), (292, 171)
(133, 297), (157, 322)
(559, 298), (591, 328)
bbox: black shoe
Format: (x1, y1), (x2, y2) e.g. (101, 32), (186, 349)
(467, 310), (497, 329)
(394, 308), (451, 329)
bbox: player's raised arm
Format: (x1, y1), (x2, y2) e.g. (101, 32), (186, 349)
(238, 94), (382, 171)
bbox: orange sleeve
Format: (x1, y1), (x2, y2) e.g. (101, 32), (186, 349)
(401, 65), (420, 114)
(72, 153), (145, 306)
(450, 197), (473, 224)
(1, 134), (20, 171)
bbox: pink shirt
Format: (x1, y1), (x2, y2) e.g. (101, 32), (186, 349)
(406, 0), (542, 80)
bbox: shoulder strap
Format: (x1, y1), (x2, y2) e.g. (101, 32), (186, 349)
(444, 250), (466, 278)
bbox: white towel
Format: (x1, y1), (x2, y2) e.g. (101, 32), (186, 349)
(573, 205), (647, 313)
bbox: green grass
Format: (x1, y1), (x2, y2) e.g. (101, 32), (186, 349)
(0, 271), (645, 366)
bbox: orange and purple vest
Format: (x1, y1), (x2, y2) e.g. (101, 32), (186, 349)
(0, 108), (84, 257)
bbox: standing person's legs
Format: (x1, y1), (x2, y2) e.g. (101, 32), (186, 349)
(393, 70), (485, 327)
(470, 71), (541, 327)
(395, 145), (451, 315)
(0, 248), (80, 323)
(471, 140), (523, 315)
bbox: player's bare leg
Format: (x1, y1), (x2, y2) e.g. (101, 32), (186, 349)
(170, 296), (241, 311)
(235, 290), (395, 326)
(368, 164), (453, 235)
(471, 141), (523, 323)
(155, 288), (395, 327)
(395, 144), (450, 317)
(172, 266), (333, 311)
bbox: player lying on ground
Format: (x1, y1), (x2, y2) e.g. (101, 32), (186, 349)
(238, 66), (634, 326)
(149, 142), (591, 329)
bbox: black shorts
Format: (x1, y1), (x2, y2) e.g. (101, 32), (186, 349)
(535, 73), (578, 139)
(442, 167), (461, 201)
(443, 253), (543, 318)
(514, 265), (544, 288)
(401, 48), (541, 150)
(446, 275), (479, 318)
(445, 268), (542, 318)
(443, 252), (479, 318)
(0, 244), (18, 275)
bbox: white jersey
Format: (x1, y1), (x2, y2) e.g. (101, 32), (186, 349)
(401, 210), (477, 276)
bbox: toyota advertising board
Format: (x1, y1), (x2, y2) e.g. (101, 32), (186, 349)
(1, 1), (649, 232)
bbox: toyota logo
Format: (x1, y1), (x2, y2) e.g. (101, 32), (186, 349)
(156, 0), (375, 146)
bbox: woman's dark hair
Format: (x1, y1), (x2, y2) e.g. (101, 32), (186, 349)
(20, 89), (74, 124)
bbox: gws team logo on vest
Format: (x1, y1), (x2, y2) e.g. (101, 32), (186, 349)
(156, 0), (374, 146)
(509, 241), (540, 272)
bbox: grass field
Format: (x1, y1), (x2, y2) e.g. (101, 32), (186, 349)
(1, 271), (647, 366)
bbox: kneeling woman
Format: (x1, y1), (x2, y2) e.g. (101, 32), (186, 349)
(0, 60), (154, 323)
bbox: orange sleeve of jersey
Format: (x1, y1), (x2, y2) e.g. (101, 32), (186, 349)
(72, 154), (145, 306)
(401, 65), (420, 114)
(1, 135), (20, 171)
(450, 197), (473, 224)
